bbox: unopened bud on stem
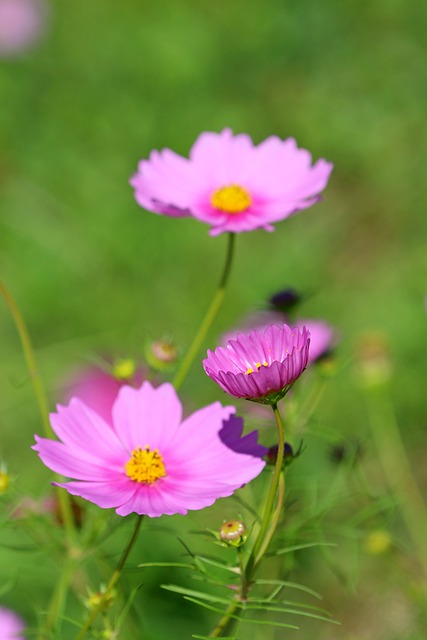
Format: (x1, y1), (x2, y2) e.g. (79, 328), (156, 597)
(219, 520), (247, 547)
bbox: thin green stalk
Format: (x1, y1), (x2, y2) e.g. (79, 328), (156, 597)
(173, 233), (235, 390)
(209, 403), (286, 637)
(1, 280), (79, 639)
(0, 280), (52, 438)
(75, 515), (144, 640)
(0, 281), (76, 542)
(255, 471), (285, 565)
(244, 402), (285, 583)
(44, 556), (77, 638)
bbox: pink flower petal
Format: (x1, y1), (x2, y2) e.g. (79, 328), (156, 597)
(131, 129), (333, 235)
(33, 382), (265, 517)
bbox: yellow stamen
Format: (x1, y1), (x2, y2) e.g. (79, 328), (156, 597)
(124, 446), (166, 484)
(245, 361), (268, 375)
(211, 184), (252, 214)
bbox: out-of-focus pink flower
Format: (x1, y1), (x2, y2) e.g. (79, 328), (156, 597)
(130, 129), (333, 236)
(296, 319), (335, 364)
(63, 362), (144, 425)
(223, 312), (335, 366)
(0, 0), (47, 56)
(33, 382), (265, 518)
(0, 607), (25, 640)
(204, 324), (310, 404)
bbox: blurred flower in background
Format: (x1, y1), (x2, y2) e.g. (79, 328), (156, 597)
(0, 0), (48, 57)
(131, 128), (333, 236)
(0, 607), (25, 640)
(62, 359), (145, 425)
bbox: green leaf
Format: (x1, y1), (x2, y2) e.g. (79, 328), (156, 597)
(250, 597), (332, 615)
(225, 602), (339, 624)
(254, 579), (322, 599)
(272, 541), (336, 556)
(138, 562), (194, 569)
(192, 636), (240, 639)
(194, 555), (240, 574)
(161, 584), (230, 605)
(183, 597), (300, 630)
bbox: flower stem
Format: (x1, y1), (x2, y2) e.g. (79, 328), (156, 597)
(0, 280), (52, 438)
(75, 514), (144, 640)
(209, 403), (286, 637)
(173, 233), (235, 390)
(0, 280), (76, 543)
(244, 402), (285, 583)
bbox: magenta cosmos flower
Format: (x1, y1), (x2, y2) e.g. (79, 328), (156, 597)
(130, 129), (333, 236)
(204, 324), (310, 404)
(0, 607), (25, 640)
(32, 382), (265, 518)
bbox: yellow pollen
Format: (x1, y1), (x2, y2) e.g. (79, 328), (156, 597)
(124, 446), (166, 484)
(245, 361), (268, 375)
(211, 184), (252, 214)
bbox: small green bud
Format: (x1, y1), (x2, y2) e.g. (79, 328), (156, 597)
(84, 585), (115, 611)
(112, 358), (137, 381)
(146, 339), (178, 371)
(219, 520), (247, 547)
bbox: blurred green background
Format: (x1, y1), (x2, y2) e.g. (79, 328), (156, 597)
(1, 0), (426, 638)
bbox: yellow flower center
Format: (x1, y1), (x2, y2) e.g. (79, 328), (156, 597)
(124, 446), (166, 484)
(211, 184), (252, 214)
(245, 361), (268, 375)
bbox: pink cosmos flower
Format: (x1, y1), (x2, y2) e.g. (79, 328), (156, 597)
(0, 607), (25, 640)
(204, 324), (310, 404)
(296, 319), (335, 363)
(0, 0), (47, 56)
(130, 129), (333, 236)
(32, 382), (265, 518)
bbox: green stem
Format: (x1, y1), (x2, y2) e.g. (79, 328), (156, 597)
(0, 281), (76, 543)
(0, 280), (52, 438)
(75, 515), (144, 640)
(209, 403), (286, 637)
(173, 233), (235, 391)
(255, 470), (285, 565)
(1, 280), (79, 638)
(44, 555), (77, 638)
(244, 402), (285, 583)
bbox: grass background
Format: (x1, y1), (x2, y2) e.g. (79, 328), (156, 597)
(0, 0), (426, 638)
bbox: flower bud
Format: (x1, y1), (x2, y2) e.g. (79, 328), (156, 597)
(329, 440), (363, 465)
(84, 585), (115, 611)
(112, 358), (137, 381)
(145, 339), (178, 371)
(265, 442), (295, 467)
(268, 288), (300, 313)
(219, 520), (247, 547)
